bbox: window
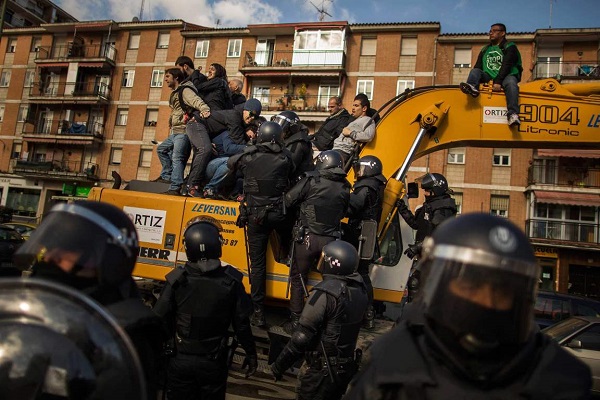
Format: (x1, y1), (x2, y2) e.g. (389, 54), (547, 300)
(227, 39), (242, 57)
(7, 38), (17, 53)
(356, 80), (374, 100)
(24, 69), (35, 87)
(317, 85), (339, 110)
(145, 109), (158, 126)
(122, 70), (135, 87)
(401, 37), (417, 56)
(157, 33), (170, 49)
(128, 33), (140, 49)
(139, 149), (153, 167)
(448, 147), (466, 164)
(116, 109), (128, 126)
(493, 148), (511, 166)
(31, 37), (41, 52)
(295, 30), (343, 50)
(17, 105), (29, 122)
(0, 106), (4, 122)
(252, 86), (270, 107)
(0, 71), (11, 87)
(195, 40), (209, 58)
(396, 80), (415, 95)
(11, 143), (21, 159)
(151, 70), (164, 87)
(490, 195), (509, 218)
(361, 37), (377, 56)
(454, 48), (472, 68)
(110, 148), (123, 165)
(452, 192), (463, 215)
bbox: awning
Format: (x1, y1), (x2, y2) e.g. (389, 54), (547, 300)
(537, 149), (600, 158)
(38, 63), (69, 68)
(244, 71), (291, 77)
(78, 63), (106, 68)
(23, 137), (93, 145)
(290, 71), (341, 77)
(534, 191), (600, 207)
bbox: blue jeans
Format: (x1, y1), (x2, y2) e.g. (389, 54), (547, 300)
(466, 69), (520, 117)
(204, 157), (229, 191)
(156, 132), (191, 191)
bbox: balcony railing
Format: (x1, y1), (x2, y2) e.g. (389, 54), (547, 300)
(243, 50), (345, 68)
(11, 159), (99, 180)
(527, 219), (599, 244)
(29, 81), (111, 102)
(528, 165), (600, 189)
(23, 119), (105, 139)
(36, 44), (116, 63)
(532, 61), (599, 80)
(254, 94), (331, 113)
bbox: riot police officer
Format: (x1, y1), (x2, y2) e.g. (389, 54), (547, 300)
(345, 214), (591, 399)
(398, 172), (457, 300)
(227, 121), (295, 327)
(153, 216), (257, 400)
(273, 110), (314, 182)
(0, 278), (147, 399)
(346, 155), (387, 329)
(270, 240), (368, 400)
(283, 150), (351, 333)
(14, 201), (165, 400)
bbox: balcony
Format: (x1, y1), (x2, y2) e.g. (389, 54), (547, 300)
(11, 160), (99, 181)
(528, 165), (600, 189)
(533, 61), (599, 80)
(527, 219), (600, 246)
(242, 50), (346, 69)
(36, 43), (116, 65)
(22, 119), (104, 145)
(29, 81), (110, 103)
(255, 94), (331, 114)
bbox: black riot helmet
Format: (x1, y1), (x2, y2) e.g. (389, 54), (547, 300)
(418, 213), (539, 364)
(317, 240), (359, 276)
(272, 110), (299, 138)
(416, 172), (449, 196)
(257, 121), (283, 144)
(315, 150), (343, 171)
(14, 201), (139, 295)
(183, 216), (223, 272)
(353, 155), (383, 179)
(0, 278), (146, 399)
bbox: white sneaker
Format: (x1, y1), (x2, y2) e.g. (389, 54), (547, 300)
(508, 114), (521, 127)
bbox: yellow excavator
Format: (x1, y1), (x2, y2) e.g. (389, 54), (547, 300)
(88, 78), (600, 304)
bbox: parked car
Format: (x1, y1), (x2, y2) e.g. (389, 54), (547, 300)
(1, 222), (37, 240)
(0, 225), (25, 276)
(535, 290), (600, 329)
(542, 316), (600, 395)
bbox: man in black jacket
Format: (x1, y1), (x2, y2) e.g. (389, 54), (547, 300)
(271, 240), (368, 400)
(311, 96), (352, 152)
(282, 150), (351, 333)
(228, 121), (295, 327)
(345, 214), (591, 400)
(153, 216), (257, 400)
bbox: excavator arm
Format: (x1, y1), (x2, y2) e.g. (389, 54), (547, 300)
(361, 79), (600, 239)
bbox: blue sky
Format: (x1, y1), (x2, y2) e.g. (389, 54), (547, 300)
(53, 0), (599, 33)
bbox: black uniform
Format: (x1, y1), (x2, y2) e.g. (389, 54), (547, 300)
(285, 169), (351, 314)
(273, 274), (368, 400)
(285, 124), (314, 182)
(228, 142), (295, 312)
(346, 173), (387, 304)
(345, 309), (592, 400)
(399, 194), (457, 245)
(311, 108), (352, 151)
(153, 263), (257, 400)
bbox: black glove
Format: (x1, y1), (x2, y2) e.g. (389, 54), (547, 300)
(404, 243), (421, 260)
(236, 204), (249, 228)
(270, 363), (283, 382)
(242, 354), (257, 378)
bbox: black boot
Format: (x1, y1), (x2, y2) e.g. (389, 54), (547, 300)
(363, 305), (375, 330)
(250, 307), (266, 328)
(282, 312), (301, 335)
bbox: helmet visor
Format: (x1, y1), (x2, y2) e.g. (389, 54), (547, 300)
(14, 212), (108, 275)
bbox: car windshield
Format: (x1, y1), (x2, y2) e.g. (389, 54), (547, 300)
(543, 317), (589, 342)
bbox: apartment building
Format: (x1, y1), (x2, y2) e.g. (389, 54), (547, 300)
(0, 19), (598, 296)
(1, 0), (76, 29)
